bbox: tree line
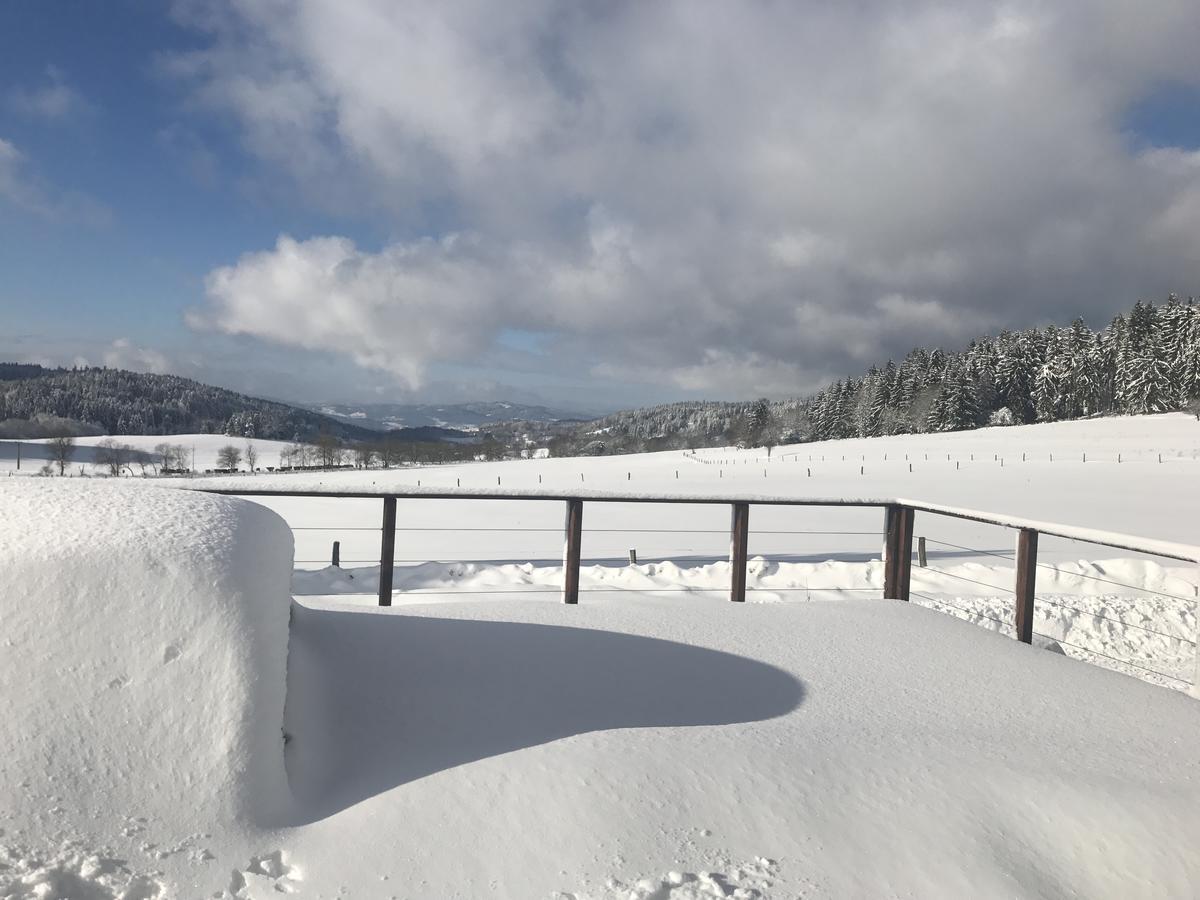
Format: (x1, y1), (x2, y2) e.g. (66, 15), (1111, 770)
(800, 296), (1200, 442)
(552, 296), (1200, 453)
(0, 365), (379, 441)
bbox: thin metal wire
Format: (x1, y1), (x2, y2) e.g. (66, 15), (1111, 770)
(924, 536), (1198, 606)
(1034, 631), (1192, 685)
(295, 525), (883, 535)
(922, 537), (1013, 562)
(292, 526), (382, 531)
(296, 559), (380, 564)
(910, 590), (1012, 630)
(920, 567), (1013, 594)
(1033, 562), (1197, 606)
(746, 587), (878, 592)
(1032, 596), (1197, 645)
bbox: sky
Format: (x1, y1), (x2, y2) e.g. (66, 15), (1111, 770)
(2, 1), (1200, 414)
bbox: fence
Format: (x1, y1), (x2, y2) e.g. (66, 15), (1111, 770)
(200, 487), (1200, 689)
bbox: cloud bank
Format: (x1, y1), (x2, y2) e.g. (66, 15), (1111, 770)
(176, 0), (1200, 397)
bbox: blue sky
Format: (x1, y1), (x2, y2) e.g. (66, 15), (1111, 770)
(3, 1), (1200, 412)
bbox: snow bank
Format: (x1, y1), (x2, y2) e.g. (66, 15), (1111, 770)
(0, 482), (294, 885)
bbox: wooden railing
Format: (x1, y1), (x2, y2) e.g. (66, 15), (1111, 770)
(199, 488), (1200, 656)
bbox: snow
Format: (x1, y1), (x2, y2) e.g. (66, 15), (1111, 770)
(0, 481), (294, 897)
(0, 434), (296, 473)
(4, 414), (1200, 897)
(278, 594), (1200, 897)
(291, 553), (1199, 689)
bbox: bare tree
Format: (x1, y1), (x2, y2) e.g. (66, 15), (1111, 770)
(130, 448), (154, 476)
(155, 442), (190, 473)
(315, 432), (340, 469)
(94, 438), (129, 476)
(47, 434), (75, 475)
(244, 441), (258, 474)
(353, 444), (375, 468)
(216, 444), (242, 471)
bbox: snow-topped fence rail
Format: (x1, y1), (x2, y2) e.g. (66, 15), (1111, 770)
(198, 487), (1200, 691)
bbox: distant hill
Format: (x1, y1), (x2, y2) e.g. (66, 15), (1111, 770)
(0, 365), (386, 441)
(548, 296), (1200, 455)
(307, 400), (594, 431)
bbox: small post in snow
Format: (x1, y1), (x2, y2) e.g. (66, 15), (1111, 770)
(378, 497), (397, 607)
(1014, 528), (1038, 644)
(332, 541), (340, 568)
(628, 549), (638, 565)
(729, 502), (750, 603)
(562, 499), (583, 605)
(917, 536), (927, 567)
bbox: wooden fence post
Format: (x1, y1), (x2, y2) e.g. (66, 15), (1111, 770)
(883, 505), (899, 598)
(332, 540), (341, 568)
(729, 502), (750, 602)
(562, 499), (583, 604)
(897, 507), (914, 601)
(1014, 528), (1038, 644)
(378, 497), (397, 607)
(883, 505), (912, 598)
(917, 536), (927, 567)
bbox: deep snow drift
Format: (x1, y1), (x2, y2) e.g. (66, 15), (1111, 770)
(0, 482), (294, 898)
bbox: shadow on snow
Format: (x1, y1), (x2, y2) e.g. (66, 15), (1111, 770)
(279, 602), (805, 824)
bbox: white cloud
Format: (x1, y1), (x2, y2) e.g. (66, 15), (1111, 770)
(103, 339), (172, 375)
(0, 137), (111, 224)
(175, 0), (1200, 396)
(7, 65), (90, 120)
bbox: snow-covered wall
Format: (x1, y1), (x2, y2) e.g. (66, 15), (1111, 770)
(0, 482), (294, 831)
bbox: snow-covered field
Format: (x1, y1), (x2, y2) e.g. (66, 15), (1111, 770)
(3, 415), (1200, 897)
(166, 411), (1199, 691)
(0, 433), (295, 473)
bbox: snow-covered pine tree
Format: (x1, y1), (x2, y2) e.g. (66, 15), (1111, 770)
(1124, 335), (1177, 414)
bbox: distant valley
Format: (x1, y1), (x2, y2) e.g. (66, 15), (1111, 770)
(305, 401), (595, 432)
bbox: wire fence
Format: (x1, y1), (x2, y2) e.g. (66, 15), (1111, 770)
(212, 488), (1199, 693)
(912, 517), (1198, 690)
